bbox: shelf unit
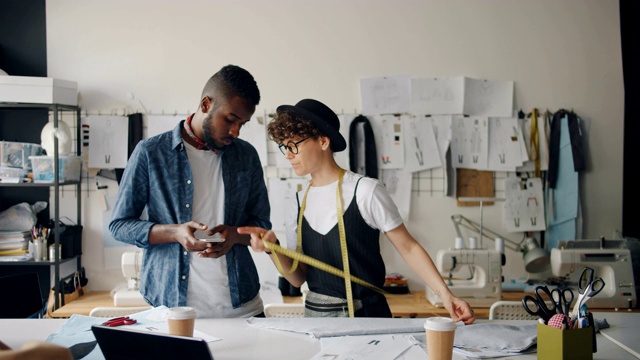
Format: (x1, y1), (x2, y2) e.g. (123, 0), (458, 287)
(0, 102), (82, 312)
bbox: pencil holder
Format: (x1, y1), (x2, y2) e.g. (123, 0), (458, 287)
(537, 323), (593, 360)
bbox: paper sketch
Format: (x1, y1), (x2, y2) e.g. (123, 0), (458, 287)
(517, 113), (550, 173)
(463, 78), (514, 117)
(504, 177), (546, 232)
(312, 334), (413, 360)
(403, 115), (442, 172)
(410, 76), (465, 115)
(268, 177), (308, 232)
(431, 114), (454, 173)
(334, 114), (356, 170)
(487, 117), (525, 171)
(146, 114), (186, 139)
(370, 115), (405, 169)
(360, 75), (412, 115)
(87, 115), (129, 169)
(380, 169), (412, 221)
(238, 113), (268, 167)
(450, 116), (489, 170)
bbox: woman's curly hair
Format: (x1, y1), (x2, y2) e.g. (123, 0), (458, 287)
(267, 110), (322, 143)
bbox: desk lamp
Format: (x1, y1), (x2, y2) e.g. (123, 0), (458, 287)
(451, 212), (550, 273)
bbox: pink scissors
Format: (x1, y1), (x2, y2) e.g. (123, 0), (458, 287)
(101, 316), (137, 327)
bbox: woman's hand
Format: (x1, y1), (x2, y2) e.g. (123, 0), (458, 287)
(237, 226), (278, 253)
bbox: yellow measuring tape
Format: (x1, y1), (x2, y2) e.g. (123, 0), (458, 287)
(264, 241), (386, 295)
(530, 108), (540, 178)
(268, 168), (386, 317)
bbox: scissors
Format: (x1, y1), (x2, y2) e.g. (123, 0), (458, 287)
(522, 286), (557, 323)
(571, 267), (605, 319)
(102, 316), (137, 327)
(550, 287), (574, 316)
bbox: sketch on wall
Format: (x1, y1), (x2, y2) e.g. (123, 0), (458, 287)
(403, 115), (442, 172)
(487, 117), (527, 171)
(450, 116), (489, 170)
(410, 77), (465, 115)
(360, 75), (412, 115)
(88, 115), (129, 169)
(370, 115), (405, 170)
(504, 177), (546, 232)
(463, 78), (514, 117)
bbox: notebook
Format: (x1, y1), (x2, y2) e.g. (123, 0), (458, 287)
(91, 325), (214, 360)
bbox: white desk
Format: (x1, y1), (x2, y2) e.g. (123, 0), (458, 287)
(0, 318), (637, 359)
(595, 311), (640, 359)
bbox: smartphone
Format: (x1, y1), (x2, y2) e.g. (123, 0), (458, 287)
(193, 230), (225, 242)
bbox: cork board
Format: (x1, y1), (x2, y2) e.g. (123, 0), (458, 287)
(455, 169), (494, 206)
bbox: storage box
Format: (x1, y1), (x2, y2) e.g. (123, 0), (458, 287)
(0, 76), (78, 106)
(29, 155), (82, 183)
(537, 323), (593, 360)
(0, 141), (44, 170)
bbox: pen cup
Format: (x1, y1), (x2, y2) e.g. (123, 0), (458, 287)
(33, 239), (45, 261)
(425, 317), (456, 360)
(167, 307), (196, 337)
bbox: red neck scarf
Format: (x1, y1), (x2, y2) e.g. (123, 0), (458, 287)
(184, 114), (215, 152)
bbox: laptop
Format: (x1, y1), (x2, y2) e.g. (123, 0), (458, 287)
(91, 325), (214, 360)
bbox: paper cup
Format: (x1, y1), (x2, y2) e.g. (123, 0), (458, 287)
(425, 317), (456, 360)
(167, 307), (196, 337)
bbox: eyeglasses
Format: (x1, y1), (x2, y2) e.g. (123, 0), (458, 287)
(278, 137), (310, 155)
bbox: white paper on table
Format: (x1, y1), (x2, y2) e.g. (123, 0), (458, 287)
(312, 334), (413, 360)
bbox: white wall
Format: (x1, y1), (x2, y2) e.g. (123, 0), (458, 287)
(46, 0), (624, 294)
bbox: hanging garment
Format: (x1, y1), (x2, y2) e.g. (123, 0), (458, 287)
(547, 109), (585, 189)
(349, 115), (379, 179)
(545, 115), (581, 249)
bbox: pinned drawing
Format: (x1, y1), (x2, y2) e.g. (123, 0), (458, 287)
(360, 75), (411, 115)
(504, 177), (546, 232)
(450, 116), (489, 170)
(370, 115), (405, 170)
(403, 116), (442, 173)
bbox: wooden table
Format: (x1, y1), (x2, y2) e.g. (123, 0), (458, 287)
(51, 290), (638, 319)
(49, 291), (114, 318)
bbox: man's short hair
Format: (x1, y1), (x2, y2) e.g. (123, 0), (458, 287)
(202, 64), (260, 106)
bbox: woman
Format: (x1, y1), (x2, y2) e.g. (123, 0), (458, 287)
(239, 99), (475, 323)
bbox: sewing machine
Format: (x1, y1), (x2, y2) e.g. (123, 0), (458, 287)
(113, 251), (148, 306)
(550, 239), (638, 309)
(426, 248), (502, 307)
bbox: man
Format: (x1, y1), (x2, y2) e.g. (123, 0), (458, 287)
(239, 99), (475, 323)
(110, 65), (270, 318)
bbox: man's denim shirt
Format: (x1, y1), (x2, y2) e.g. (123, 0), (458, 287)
(109, 121), (271, 309)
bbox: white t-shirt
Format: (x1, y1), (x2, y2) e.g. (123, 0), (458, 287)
(185, 142), (263, 318)
(284, 170), (403, 250)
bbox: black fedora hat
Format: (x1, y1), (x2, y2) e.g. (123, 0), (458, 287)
(276, 99), (346, 152)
